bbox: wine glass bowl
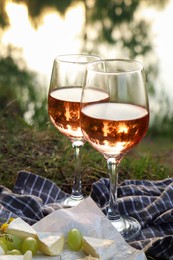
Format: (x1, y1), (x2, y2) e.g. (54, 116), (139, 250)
(48, 54), (100, 207)
(80, 59), (149, 241)
(48, 86), (84, 144)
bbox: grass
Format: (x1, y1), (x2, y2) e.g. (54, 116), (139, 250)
(0, 110), (106, 193)
(1, 51), (173, 194)
(0, 109), (172, 195)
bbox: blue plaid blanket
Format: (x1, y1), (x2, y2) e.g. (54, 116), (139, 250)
(0, 170), (173, 259)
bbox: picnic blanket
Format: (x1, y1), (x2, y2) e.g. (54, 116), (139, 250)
(0, 171), (173, 259)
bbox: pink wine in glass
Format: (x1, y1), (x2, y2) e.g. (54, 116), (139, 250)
(48, 54), (101, 207)
(48, 87), (83, 141)
(48, 87), (109, 142)
(81, 103), (149, 158)
(80, 58), (149, 240)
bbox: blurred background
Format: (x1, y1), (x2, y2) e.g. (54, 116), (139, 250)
(0, 0), (173, 135)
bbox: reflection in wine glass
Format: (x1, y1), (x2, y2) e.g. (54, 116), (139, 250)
(80, 59), (149, 241)
(48, 54), (100, 207)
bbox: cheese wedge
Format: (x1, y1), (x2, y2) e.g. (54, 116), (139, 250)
(82, 236), (116, 260)
(77, 256), (99, 260)
(37, 232), (64, 256)
(23, 250), (32, 260)
(0, 245), (5, 255)
(0, 250), (32, 259)
(7, 218), (37, 239)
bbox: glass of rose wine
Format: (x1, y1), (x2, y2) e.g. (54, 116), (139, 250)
(48, 54), (100, 207)
(80, 59), (149, 241)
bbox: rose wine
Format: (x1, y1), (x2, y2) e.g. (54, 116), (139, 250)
(81, 103), (149, 158)
(48, 87), (109, 141)
(48, 87), (83, 141)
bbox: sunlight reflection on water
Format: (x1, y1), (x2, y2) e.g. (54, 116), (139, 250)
(139, 1), (173, 101)
(2, 1), (173, 106)
(2, 2), (85, 87)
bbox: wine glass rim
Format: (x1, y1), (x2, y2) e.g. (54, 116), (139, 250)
(54, 54), (101, 64)
(87, 58), (143, 74)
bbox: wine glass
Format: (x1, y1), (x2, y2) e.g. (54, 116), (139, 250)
(48, 54), (100, 207)
(80, 59), (149, 241)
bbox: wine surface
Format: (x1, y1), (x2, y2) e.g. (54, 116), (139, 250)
(81, 103), (149, 158)
(48, 87), (83, 140)
(48, 87), (109, 141)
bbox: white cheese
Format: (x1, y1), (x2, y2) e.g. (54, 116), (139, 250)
(23, 251), (32, 260)
(7, 218), (37, 239)
(82, 236), (116, 260)
(77, 256), (99, 260)
(37, 232), (64, 256)
(0, 245), (5, 255)
(0, 250), (32, 259)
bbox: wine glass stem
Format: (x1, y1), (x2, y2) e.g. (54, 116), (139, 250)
(107, 157), (121, 221)
(71, 141), (84, 200)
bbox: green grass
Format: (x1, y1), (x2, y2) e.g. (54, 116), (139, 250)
(0, 110), (172, 194)
(1, 50), (173, 194)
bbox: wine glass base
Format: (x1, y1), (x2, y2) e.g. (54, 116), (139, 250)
(110, 215), (141, 242)
(59, 195), (84, 208)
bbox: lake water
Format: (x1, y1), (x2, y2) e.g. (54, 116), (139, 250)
(1, 1), (173, 110)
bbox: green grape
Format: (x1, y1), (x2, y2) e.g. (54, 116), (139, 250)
(67, 228), (83, 251)
(7, 249), (22, 255)
(21, 237), (38, 255)
(0, 239), (7, 253)
(4, 234), (22, 251)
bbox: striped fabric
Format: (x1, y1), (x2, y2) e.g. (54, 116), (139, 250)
(0, 171), (173, 259)
(91, 178), (173, 259)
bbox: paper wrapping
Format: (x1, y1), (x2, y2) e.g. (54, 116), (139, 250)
(33, 197), (147, 260)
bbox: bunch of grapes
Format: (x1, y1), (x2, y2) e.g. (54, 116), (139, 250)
(0, 233), (38, 256)
(0, 218), (84, 256)
(0, 218), (37, 256)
